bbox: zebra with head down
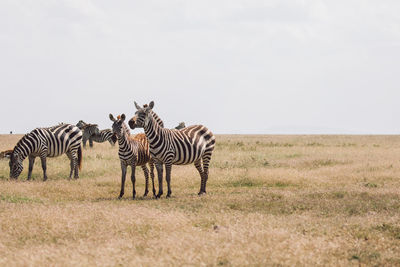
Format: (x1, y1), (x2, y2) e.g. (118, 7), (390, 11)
(9, 124), (82, 180)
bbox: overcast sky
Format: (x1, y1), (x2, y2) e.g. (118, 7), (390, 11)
(1, 0), (400, 134)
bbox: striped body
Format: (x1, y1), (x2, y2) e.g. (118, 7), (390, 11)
(130, 101), (215, 198)
(145, 124), (214, 165)
(89, 129), (117, 146)
(9, 124), (82, 180)
(110, 114), (155, 199)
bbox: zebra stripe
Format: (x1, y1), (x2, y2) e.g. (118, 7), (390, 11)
(89, 129), (117, 146)
(9, 124), (82, 180)
(110, 114), (156, 199)
(130, 101), (215, 198)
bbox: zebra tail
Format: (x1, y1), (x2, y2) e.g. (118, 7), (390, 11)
(78, 145), (83, 170)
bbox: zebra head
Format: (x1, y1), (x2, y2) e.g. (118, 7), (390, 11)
(76, 120), (86, 129)
(9, 151), (23, 179)
(109, 114), (127, 137)
(130, 101), (154, 128)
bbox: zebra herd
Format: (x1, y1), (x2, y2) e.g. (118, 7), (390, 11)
(3, 101), (215, 199)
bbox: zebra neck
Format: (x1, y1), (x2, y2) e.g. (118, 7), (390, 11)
(151, 111), (164, 128)
(117, 124), (131, 147)
(14, 136), (34, 160)
(144, 114), (162, 136)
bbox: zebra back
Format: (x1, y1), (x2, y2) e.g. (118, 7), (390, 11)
(134, 102), (215, 165)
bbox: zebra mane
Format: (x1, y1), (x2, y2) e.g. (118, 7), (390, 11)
(143, 104), (164, 128)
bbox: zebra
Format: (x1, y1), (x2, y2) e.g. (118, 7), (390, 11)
(129, 101), (216, 198)
(76, 120), (100, 148)
(89, 129), (117, 146)
(9, 124), (82, 180)
(109, 113), (156, 199)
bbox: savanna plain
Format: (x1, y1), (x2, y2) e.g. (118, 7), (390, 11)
(1, 134), (400, 266)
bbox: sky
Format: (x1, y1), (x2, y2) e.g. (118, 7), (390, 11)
(1, 0), (400, 134)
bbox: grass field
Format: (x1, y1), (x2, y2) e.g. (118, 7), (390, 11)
(1, 134), (400, 266)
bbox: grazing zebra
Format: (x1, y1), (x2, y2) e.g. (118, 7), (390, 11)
(175, 122), (186, 130)
(89, 129), (117, 146)
(9, 124), (82, 180)
(129, 101), (216, 198)
(109, 113), (156, 199)
(76, 120), (100, 148)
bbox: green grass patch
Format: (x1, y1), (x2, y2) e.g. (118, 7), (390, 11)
(0, 194), (42, 203)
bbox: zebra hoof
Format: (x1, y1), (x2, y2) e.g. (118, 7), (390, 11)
(198, 191), (206, 196)
(166, 194), (171, 198)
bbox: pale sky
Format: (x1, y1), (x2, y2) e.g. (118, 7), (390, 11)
(1, 0), (400, 134)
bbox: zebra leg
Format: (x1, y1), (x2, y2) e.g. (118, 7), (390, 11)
(28, 155), (36, 180)
(66, 152), (74, 179)
(89, 138), (94, 148)
(194, 159), (205, 195)
(141, 165), (149, 197)
(131, 163), (137, 200)
(72, 151), (79, 179)
(149, 161), (156, 197)
(155, 163), (163, 198)
(119, 161), (127, 199)
(165, 163), (172, 198)
(201, 153), (213, 194)
(82, 137), (87, 148)
(40, 156), (48, 181)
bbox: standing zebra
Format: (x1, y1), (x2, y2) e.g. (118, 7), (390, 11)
(76, 120), (100, 148)
(110, 114), (156, 199)
(89, 129), (117, 146)
(9, 124), (82, 180)
(129, 101), (216, 198)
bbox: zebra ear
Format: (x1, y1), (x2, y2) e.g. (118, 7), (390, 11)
(134, 101), (141, 110)
(109, 114), (116, 122)
(148, 101), (154, 110)
(121, 114), (126, 122)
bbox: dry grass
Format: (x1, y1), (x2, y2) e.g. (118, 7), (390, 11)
(1, 134), (400, 266)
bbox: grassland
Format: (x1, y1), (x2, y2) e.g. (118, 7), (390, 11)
(1, 134), (400, 266)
